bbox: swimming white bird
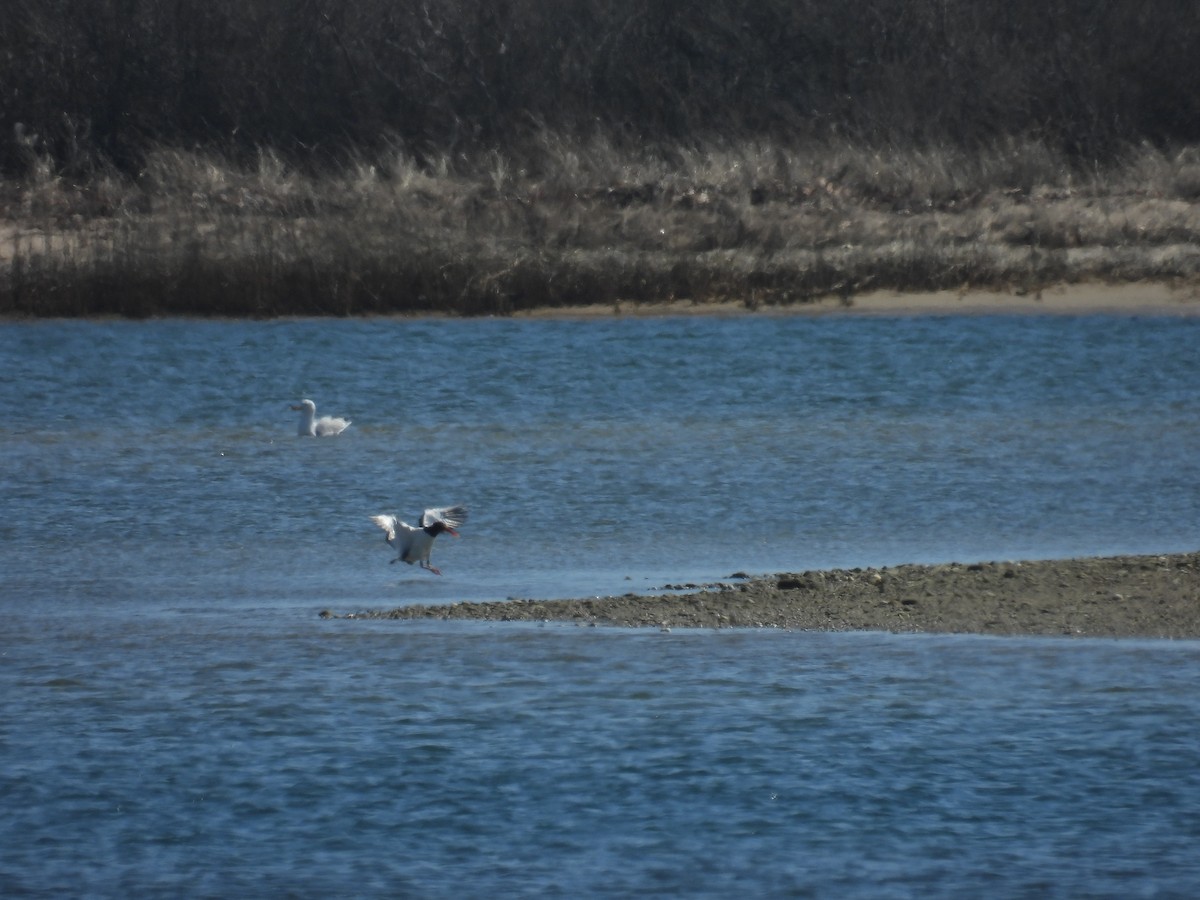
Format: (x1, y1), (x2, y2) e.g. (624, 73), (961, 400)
(290, 399), (351, 437)
(370, 505), (468, 575)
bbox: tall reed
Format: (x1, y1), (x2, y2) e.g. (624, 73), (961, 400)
(4, 139), (1199, 317)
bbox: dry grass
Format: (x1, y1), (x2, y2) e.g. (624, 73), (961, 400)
(3, 138), (1200, 317)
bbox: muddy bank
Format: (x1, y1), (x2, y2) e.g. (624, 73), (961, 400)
(335, 551), (1200, 638)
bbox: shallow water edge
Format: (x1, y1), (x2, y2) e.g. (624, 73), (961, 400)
(343, 550), (1200, 638)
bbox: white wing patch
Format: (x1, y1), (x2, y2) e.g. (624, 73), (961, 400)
(369, 514), (400, 542)
(314, 416), (351, 437)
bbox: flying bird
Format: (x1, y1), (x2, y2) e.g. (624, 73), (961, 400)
(290, 399), (351, 437)
(370, 505), (468, 575)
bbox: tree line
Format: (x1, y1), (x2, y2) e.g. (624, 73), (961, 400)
(5, 0), (1200, 176)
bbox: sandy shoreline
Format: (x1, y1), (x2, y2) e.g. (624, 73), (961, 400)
(335, 550), (1200, 638)
(511, 282), (1200, 319)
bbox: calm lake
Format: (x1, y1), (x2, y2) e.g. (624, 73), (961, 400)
(2, 312), (1199, 896)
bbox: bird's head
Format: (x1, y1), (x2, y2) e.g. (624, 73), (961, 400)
(424, 521), (459, 538)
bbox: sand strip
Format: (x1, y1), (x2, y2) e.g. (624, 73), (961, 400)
(512, 283), (1200, 319)
(336, 551), (1200, 638)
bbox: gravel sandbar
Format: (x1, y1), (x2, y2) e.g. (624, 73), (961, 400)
(336, 550), (1200, 638)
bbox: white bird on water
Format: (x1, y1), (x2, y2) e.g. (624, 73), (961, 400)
(370, 505), (468, 575)
(290, 399), (351, 437)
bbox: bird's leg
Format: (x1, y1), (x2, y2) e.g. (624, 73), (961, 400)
(421, 561), (443, 576)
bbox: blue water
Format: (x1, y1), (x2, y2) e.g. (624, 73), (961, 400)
(3, 312), (1200, 896)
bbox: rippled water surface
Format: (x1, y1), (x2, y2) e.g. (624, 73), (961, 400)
(3, 312), (1199, 896)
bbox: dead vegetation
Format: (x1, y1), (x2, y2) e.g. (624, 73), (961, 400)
(4, 1), (1200, 316)
(3, 139), (1200, 317)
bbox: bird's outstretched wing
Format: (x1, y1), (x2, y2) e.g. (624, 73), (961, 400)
(370, 514), (401, 542)
(420, 505), (469, 531)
